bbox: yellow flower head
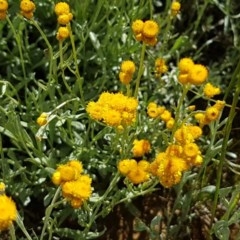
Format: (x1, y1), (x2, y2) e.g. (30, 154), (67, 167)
(0, 0), (8, 12)
(195, 112), (209, 127)
(57, 13), (73, 25)
(138, 160), (150, 171)
(36, 112), (48, 126)
(155, 58), (168, 75)
(20, 0), (35, 13)
(118, 159), (137, 176)
(62, 175), (92, 203)
(166, 144), (183, 157)
(203, 83), (221, 98)
(205, 106), (220, 121)
(160, 110), (172, 122)
(178, 58), (194, 73)
(52, 171), (61, 185)
(166, 118), (175, 129)
(131, 19), (144, 34)
(132, 139), (151, 157)
(119, 72), (132, 85)
(127, 167), (149, 184)
(70, 197), (83, 209)
(103, 109), (122, 127)
(86, 102), (103, 121)
(183, 143), (200, 158)
(171, 1), (181, 16)
(213, 100), (225, 111)
(178, 73), (189, 84)
(54, 2), (70, 16)
(142, 20), (159, 38)
(174, 125), (194, 144)
(56, 26), (70, 41)
(188, 125), (202, 139)
(157, 154), (188, 188)
(120, 60), (136, 75)
(21, 11), (34, 19)
(188, 64), (208, 85)
(0, 195), (17, 231)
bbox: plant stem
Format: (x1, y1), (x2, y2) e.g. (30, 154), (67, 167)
(16, 213), (32, 240)
(134, 43), (146, 98)
(40, 187), (61, 240)
(211, 57), (240, 223)
(6, 16), (26, 80)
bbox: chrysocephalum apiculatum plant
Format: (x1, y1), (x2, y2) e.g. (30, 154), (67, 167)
(0, 0), (239, 239)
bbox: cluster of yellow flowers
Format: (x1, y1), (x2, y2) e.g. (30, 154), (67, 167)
(195, 100), (225, 127)
(54, 2), (73, 41)
(203, 83), (221, 98)
(150, 125), (203, 188)
(155, 58), (168, 77)
(147, 102), (175, 129)
(171, 1), (181, 16)
(36, 112), (48, 126)
(119, 60), (136, 85)
(0, 182), (17, 231)
(86, 92), (138, 128)
(118, 159), (150, 184)
(0, 0), (8, 20)
(52, 160), (92, 208)
(20, 0), (35, 19)
(178, 57), (208, 85)
(132, 139), (151, 158)
(131, 19), (159, 46)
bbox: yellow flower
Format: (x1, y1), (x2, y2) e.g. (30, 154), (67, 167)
(174, 125), (194, 144)
(57, 13), (73, 25)
(178, 58), (194, 73)
(127, 166), (149, 184)
(142, 20), (159, 38)
(166, 118), (175, 129)
(119, 72), (132, 85)
(142, 36), (158, 46)
(160, 110), (172, 122)
(132, 139), (151, 157)
(138, 160), (150, 171)
(68, 160), (83, 174)
(147, 106), (159, 118)
(188, 125), (202, 139)
(62, 175), (92, 202)
(188, 64), (208, 85)
(36, 112), (48, 126)
(178, 73), (189, 84)
(86, 102), (103, 121)
(52, 171), (61, 185)
(166, 144), (183, 157)
(70, 197), (83, 209)
(118, 159), (137, 176)
(205, 106), (220, 121)
(56, 26), (70, 40)
(0, 195), (17, 231)
(54, 2), (70, 16)
(183, 143), (200, 158)
(0, 0), (8, 12)
(21, 11), (34, 19)
(120, 60), (136, 75)
(203, 83), (221, 98)
(155, 58), (168, 76)
(20, 0), (35, 14)
(131, 19), (144, 34)
(213, 100), (225, 111)
(171, 1), (181, 16)
(157, 154), (188, 188)
(103, 109), (122, 127)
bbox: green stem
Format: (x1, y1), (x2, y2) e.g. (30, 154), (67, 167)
(211, 57), (240, 223)
(170, 84), (190, 141)
(9, 224), (16, 240)
(30, 19), (54, 83)
(69, 25), (85, 105)
(16, 213), (32, 240)
(40, 187), (61, 240)
(6, 16), (26, 80)
(134, 43), (146, 98)
(59, 41), (72, 93)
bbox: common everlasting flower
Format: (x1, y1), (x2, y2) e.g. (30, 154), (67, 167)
(132, 19), (159, 46)
(56, 26), (70, 41)
(0, 0), (8, 20)
(119, 60), (136, 85)
(52, 160), (92, 208)
(86, 92), (138, 128)
(36, 112), (48, 126)
(155, 58), (168, 76)
(20, 0), (35, 19)
(203, 83), (221, 98)
(171, 1), (181, 16)
(0, 195), (17, 231)
(54, 2), (70, 16)
(132, 139), (151, 157)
